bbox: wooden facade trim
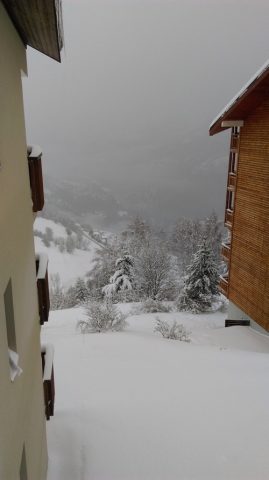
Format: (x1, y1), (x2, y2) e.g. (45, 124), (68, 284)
(28, 155), (44, 213)
(219, 276), (229, 297)
(227, 100), (269, 331)
(36, 257), (50, 325)
(221, 243), (231, 262)
(41, 345), (55, 420)
(2, 0), (63, 62)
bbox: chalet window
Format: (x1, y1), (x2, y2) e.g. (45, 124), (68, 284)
(41, 344), (55, 420)
(36, 253), (50, 325)
(27, 145), (44, 213)
(20, 445), (28, 480)
(229, 151), (238, 174)
(226, 189), (235, 211)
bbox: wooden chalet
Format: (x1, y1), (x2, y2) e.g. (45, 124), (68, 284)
(210, 61), (269, 332)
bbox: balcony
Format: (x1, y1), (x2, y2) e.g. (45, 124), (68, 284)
(27, 145), (44, 213)
(36, 253), (50, 325)
(221, 243), (231, 262)
(227, 172), (236, 190)
(41, 344), (55, 420)
(230, 133), (239, 151)
(224, 209), (233, 228)
(219, 275), (229, 297)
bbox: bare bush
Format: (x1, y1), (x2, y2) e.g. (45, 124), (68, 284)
(78, 301), (127, 333)
(154, 317), (190, 341)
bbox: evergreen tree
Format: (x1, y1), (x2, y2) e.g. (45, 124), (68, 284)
(102, 254), (134, 298)
(74, 277), (89, 304)
(49, 273), (65, 310)
(177, 240), (219, 313)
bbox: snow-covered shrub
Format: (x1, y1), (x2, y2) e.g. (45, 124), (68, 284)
(78, 301), (127, 333)
(142, 298), (172, 313)
(210, 294), (229, 313)
(154, 317), (190, 342)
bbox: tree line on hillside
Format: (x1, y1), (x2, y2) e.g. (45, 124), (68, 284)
(50, 211), (226, 314)
(34, 226), (90, 253)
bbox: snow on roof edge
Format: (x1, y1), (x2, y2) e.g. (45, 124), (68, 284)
(36, 252), (49, 279)
(41, 344), (54, 381)
(209, 58), (269, 130)
(27, 144), (42, 158)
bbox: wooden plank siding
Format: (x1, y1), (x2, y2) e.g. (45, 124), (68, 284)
(228, 99), (269, 331)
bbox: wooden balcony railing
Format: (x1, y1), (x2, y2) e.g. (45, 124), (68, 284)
(219, 275), (229, 297)
(41, 344), (55, 420)
(221, 243), (231, 262)
(227, 172), (236, 190)
(27, 145), (44, 213)
(224, 209), (233, 228)
(36, 254), (50, 325)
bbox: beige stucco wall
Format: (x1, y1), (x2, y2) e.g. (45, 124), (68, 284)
(0, 4), (48, 479)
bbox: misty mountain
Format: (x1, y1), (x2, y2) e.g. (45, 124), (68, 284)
(43, 126), (229, 229)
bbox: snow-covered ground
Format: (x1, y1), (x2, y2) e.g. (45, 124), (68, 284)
(42, 306), (269, 480)
(34, 218), (100, 287)
(34, 217), (68, 238)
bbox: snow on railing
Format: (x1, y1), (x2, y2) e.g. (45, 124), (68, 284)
(8, 349), (23, 382)
(36, 253), (48, 280)
(41, 344), (54, 381)
(27, 144), (42, 159)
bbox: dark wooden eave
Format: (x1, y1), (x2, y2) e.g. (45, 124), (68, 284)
(209, 61), (269, 136)
(2, 0), (63, 62)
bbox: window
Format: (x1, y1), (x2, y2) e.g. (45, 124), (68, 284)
(20, 445), (28, 480)
(226, 190), (235, 211)
(229, 151), (238, 174)
(4, 279), (16, 351)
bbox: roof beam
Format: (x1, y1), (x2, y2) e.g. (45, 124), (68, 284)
(221, 120), (244, 128)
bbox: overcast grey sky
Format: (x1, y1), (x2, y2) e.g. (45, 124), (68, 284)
(23, 0), (269, 222)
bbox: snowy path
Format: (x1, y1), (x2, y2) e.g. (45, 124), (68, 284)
(42, 308), (269, 480)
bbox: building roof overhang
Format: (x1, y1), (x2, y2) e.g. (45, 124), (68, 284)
(209, 59), (269, 136)
(2, 0), (63, 62)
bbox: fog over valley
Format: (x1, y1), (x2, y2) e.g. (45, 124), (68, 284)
(23, 0), (269, 228)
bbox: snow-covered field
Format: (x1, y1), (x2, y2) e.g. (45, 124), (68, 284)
(42, 306), (269, 480)
(34, 217), (100, 287)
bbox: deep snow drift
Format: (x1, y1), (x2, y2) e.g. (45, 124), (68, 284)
(42, 306), (269, 480)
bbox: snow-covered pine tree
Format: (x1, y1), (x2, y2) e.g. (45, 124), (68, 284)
(49, 273), (65, 310)
(177, 239), (219, 313)
(74, 277), (89, 304)
(102, 254), (134, 298)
